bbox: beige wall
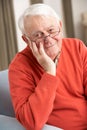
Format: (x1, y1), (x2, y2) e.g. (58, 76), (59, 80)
(43, 0), (67, 37)
(71, 0), (87, 42)
(13, 0), (30, 51)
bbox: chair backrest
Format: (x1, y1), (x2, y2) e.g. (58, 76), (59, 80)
(0, 69), (15, 117)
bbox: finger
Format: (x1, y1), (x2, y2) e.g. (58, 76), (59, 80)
(32, 42), (40, 56)
(39, 42), (45, 55)
(28, 41), (32, 50)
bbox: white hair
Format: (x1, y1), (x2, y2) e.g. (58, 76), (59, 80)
(18, 3), (61, 34)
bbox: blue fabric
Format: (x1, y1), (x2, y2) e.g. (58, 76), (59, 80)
(0, 115), (25, 130)
(0, 70), (62, 130)
(42, 124), (62, 130)
(0, 70), (15, 117)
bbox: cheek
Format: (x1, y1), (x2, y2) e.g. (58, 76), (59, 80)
(54, 35), (61, 41)
(54, 31), (62, 41)
(54, 35), (62, 48)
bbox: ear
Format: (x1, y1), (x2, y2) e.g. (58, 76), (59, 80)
(22, 35), (29, 44)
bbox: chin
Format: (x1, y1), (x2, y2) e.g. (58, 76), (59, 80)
(45, 46), (60, 59)
(50, 55), (57, 60)
(46, 50), (59, 60)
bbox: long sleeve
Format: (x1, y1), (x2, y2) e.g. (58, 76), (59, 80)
(9, 39), (87, 130)
(9, 59), (58, 130)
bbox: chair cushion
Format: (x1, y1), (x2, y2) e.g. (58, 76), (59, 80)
(0, 115), (25, 130)
(0, 70), (15, 117)
(42, 124), (62, 130)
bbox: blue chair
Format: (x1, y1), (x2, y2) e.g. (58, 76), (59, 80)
(0, 70), (25, 130)
(0, 69), (62, 130)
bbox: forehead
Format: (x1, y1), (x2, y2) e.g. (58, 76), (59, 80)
(24, 15), (59, 34)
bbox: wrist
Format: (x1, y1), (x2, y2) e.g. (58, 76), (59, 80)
(46, 68), (56, 76)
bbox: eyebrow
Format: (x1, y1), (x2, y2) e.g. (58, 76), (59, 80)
(31, 25), (57, 36)
(31, 31), (42, 37)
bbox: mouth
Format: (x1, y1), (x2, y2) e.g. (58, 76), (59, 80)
(44, 43), (55, 49)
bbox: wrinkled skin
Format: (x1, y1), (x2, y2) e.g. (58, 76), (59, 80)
(22, 15), (63, 76)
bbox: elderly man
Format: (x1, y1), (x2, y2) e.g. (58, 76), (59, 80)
(9, 3), (87, 130)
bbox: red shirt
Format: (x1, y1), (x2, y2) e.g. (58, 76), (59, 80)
(9, 38), (87, 130)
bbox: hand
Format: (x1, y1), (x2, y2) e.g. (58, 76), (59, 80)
(29, 42), (56, 76)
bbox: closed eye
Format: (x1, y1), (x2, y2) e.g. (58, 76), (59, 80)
(33, 32), (44, 38)
(48, 28), (57, 33)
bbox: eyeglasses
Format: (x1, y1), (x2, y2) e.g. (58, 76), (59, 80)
(26, 29), (60, 43)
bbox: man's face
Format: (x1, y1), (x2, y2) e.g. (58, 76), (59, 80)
(24, 15), (62, 60)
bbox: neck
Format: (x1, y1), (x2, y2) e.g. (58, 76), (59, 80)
(54, 51), (61, 66)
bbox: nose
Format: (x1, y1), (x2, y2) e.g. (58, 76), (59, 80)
(44, 34), (52, 42)
(44, 34), (50, 40)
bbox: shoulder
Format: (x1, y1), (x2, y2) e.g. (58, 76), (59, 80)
(62, 38), (83, 45)
(9, 46), (36, 70)
(62, 38), (87, 61)
(62, 38), (86, 50)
